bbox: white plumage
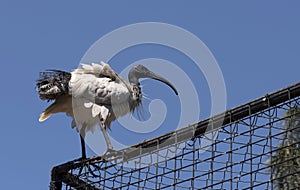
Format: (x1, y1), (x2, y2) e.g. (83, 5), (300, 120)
(36, 62), (178, 158)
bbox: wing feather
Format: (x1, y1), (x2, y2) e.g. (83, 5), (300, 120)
(92, 104), (102, 118)
(69, 63), (132, 132)
(70, 73), (130, 105)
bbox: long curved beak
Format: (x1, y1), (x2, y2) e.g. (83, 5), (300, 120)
(146, 71), (178, 95)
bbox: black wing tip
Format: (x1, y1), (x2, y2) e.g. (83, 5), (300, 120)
(36, 69), (71, 101)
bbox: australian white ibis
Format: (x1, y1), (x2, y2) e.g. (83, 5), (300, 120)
(36, 62), (178, 158)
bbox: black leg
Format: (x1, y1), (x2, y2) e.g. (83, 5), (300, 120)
(80, 130), (87, 159)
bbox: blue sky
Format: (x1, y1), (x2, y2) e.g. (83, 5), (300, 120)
(0, 1), (299, 189)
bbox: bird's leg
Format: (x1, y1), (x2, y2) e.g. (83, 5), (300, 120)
(78, 127), (103, 177)
(100, 123), (113, 150)
(80, 129), (87, 159)
(99, 121), (116, 155)
(78, 128), (88, 176)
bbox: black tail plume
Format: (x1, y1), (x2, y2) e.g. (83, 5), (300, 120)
(36, 70), (71, 100)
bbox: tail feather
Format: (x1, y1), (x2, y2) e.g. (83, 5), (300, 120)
(39, 112), (52, 122)
(38, 96), (72, 122)
(38, 102), (57, 122)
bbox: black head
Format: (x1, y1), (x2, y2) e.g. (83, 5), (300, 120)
(128, 65), (178, 95)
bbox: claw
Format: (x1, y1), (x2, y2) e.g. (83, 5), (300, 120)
(103, 148), (117, 155)
(101, 148), (119, 160)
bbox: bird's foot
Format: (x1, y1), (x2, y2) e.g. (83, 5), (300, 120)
(78, 157), (86, 162)
(104, 148), (117, 155)
(101, 148), (119, 160)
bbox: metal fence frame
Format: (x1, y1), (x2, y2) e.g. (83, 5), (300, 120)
(50, 82), (300, 189)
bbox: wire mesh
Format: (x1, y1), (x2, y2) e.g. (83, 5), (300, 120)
(50, 82), (300, 190)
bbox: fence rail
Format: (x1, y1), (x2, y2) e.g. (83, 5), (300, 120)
(50, 82), (300, 189)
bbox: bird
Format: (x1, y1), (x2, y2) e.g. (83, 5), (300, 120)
(36, 62), (178, 159)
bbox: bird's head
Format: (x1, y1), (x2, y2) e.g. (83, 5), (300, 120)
(128, 65), (178, 95)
